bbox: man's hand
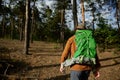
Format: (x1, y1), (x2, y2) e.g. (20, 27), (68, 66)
(60, 64), (65, 73)
(93, 71), (100, 79)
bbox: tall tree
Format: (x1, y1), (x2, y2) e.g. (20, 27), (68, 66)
(60, 9), (65, 48)
(0, 1), (9, 38)
(89, 2), (97, 30)
(1, 15), (6, 38)
(13, 0), (26, 41)
(24, 0), (30, 54)
(9, 0), (15, 39)
(18, 1), (26, 41)
(55, 0), (69, 47)
(30, 0), (36, 43)
(116, 0), (120, 31)
(72, 0), (78, 30)
(60, 1), (65, 48)
(84, 0), (104, 30)
(80, 0), (85, 26)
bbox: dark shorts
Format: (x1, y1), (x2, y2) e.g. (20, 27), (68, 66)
(70, 70), (91, 80)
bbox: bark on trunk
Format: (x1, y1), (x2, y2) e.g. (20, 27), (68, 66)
(116, 1), (120, 31)
(72, 0), (78, 30)
(24, 0), (30, 54)
(30, 0), (35, 43)
(60, 9), (65, 49)
(81, 0), (85, 27)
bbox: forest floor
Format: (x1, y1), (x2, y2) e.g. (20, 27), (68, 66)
(0, 39), (120, 80)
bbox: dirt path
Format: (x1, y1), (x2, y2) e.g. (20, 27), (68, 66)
(0, 39), (120, 80)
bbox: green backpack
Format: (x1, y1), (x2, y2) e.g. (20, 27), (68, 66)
(74, 29), (97, 65)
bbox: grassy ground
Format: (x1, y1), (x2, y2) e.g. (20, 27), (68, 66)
(0, 39), (120, 80)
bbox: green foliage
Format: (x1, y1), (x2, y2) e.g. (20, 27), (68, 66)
(94, 17), (120, 49)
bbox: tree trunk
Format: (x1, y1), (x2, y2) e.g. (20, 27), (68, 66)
(92, 11), (95, 30)
(116, 1), (120, 31)
(60, 9), (65, 49)
(81, 0), (85, 26)
(19, 18), (24, 41)
(72, 0), (78, 30)
(24, 0), (30, 54)
(30, 9), (34, 43)
(10, 16), (14, 39)
(92, 7), (95, 31)
(2, 16), (5, 38)
(9, 2), (14, 40)
(30, 0), (35, 43)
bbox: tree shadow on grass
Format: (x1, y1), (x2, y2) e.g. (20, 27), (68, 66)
(27, 64), (70, 80)
(33, 53), (61, 56)
(100, 56), (120, 61)
(28, 64), (60, 70)
(100, 56), (120, 68)
(44, 74), (70, 80)
(29, 47), (62, 53)
(0, 59), (29, 75)
(101, 62), (120, 68)
(0, 59), (30, 80)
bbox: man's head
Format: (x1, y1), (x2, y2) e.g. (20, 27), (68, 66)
(76, 23), (85, 30)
